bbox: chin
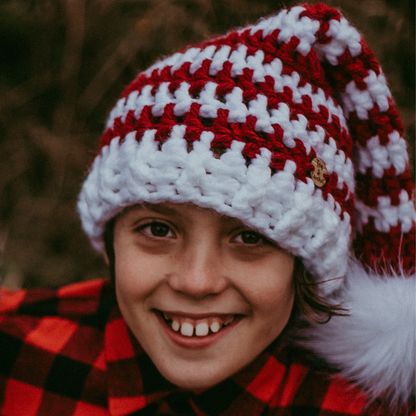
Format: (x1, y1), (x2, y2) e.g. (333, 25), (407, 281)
(156, 360), (235, 390)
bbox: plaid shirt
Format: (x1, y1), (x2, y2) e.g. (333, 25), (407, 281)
(0, 279), (412, 416)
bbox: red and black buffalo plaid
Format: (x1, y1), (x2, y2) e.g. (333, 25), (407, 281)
(0, 279), (413, 415)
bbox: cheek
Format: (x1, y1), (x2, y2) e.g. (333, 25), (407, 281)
(254, 280), (295, 343)
(114, 252), (159, 337)
(240, 257), (294, 301)
(116, 261), (152, 297)
(256, 280), (295, 322)
(240, 256), (295, 324)
(114, 245), (154, 301)
(114, 242), (176, 309)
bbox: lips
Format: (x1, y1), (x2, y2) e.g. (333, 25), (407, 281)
(161, 312), (236, 337)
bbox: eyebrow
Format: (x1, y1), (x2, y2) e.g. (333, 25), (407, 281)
(126, 202), (244, 226)
(146, 204), (244, 225)
(141, 203), (181, 216)
(219, 213), (242, 225)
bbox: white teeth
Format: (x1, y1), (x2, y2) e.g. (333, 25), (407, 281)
(171, 320), (180, 332)
(210, 321), (221, 333)
(164, 313), (236, 336)
(180, 322), (194, 337)
(195, 322), (209, 336)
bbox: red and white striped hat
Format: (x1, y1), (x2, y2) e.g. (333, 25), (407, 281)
(78, 3), (415, 405)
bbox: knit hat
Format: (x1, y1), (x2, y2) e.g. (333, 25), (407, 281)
(78, 3), (415, 406)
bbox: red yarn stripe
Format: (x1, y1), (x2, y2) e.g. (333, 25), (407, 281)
(121, 24), (335, 102)
(356, 169), (414, 207)
(299, 3), (342, 35)
(348, 102), (404, 146)
(354, 220), (416, 273)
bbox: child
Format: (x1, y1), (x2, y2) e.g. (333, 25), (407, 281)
(0, 3), (414, 415)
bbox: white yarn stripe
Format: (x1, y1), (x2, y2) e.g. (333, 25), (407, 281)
(106, 4), (362, 128)
(363, 70), (391, 112)
(252, 6), (362, 62)
(104, 4), (362, 132)
(355, 189), (416, 234)
(315, 17), (362, 65)
(229, 44), (250, 77)
(104, 81), (355, 194)
(297, 82), (347, 129)
(106, 49), (347, 127)
(152, 82), (173, 116)
(208, 45), (232, 75)
(146, 47), (202, 75)
(340, 72), (392, 120)
(250, 7), (319, 56)
(315, 135), (355, 191)
(113, 5), (364, 131)
(189, 45), (217, 74)
(356, 131), (409, 177)
(253, 7), (301, 37)
(341, 81), (375, 120)
(78, 129), (350, 291)
(104, 68), (351, 141)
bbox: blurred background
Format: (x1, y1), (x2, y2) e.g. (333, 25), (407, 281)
(0, 0), (414, 289)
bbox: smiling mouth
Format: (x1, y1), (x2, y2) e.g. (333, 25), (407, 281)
(160, 311), (236, 337)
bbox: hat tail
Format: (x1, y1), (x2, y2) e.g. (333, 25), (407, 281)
(300, 3), (415, 272)
(299, 3), (415, 406)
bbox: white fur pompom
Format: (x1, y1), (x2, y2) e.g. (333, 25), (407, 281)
(299, 260), (415, 407)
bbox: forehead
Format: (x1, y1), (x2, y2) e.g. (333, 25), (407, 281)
(118, 202), (243, 226)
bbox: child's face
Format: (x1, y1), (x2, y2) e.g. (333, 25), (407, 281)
(113, 203), (295, 389)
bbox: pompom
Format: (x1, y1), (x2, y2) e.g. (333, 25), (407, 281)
(299, 260), (415, 408)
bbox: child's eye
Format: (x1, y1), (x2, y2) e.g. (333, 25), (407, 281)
(138, 221), (174, 238)
(233, 231), (262, 245)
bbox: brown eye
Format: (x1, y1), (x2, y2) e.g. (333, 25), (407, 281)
(240, 231), (261, 244)
(136, 220), (175, 239)
(149, 222), (171, 237)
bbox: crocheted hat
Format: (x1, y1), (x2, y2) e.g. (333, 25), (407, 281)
(78, 3), (415, 406)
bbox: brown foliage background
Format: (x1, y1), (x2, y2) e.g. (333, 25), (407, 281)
(0, 0), (414, 289)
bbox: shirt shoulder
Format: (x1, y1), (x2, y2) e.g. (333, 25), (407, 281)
(1, 278), (115, 317)
(0, 278), (116, 354)
(0, 279), (114, 415)
(266, 343), (396, 416)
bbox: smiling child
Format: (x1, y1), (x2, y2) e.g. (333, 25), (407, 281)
(0, 3), (415, 415)
(112, 203), (296, 391)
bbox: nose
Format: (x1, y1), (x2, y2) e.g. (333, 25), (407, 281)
(167, 239), (228, 298)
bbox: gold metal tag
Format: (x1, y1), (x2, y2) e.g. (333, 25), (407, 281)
(311, 157), (327, 187)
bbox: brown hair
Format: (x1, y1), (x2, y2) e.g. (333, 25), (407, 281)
(104, 217), (116, 283)
(103, 219), (348, 324)
(292, 257), (348, 323)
